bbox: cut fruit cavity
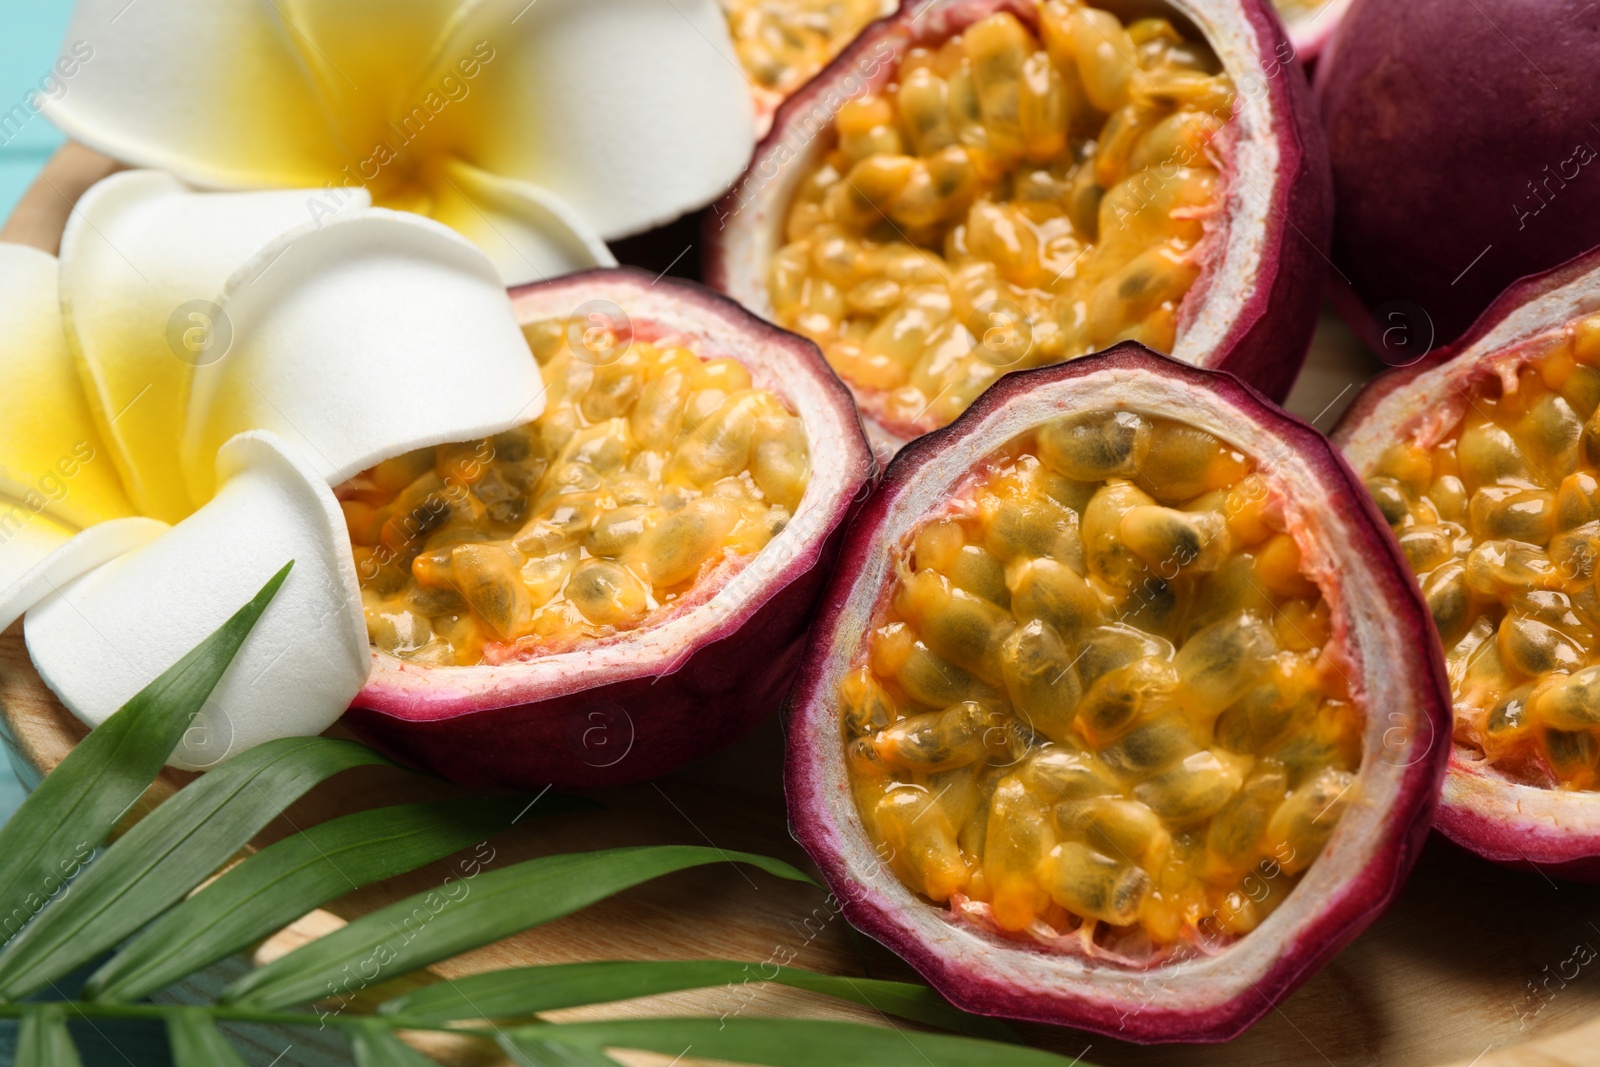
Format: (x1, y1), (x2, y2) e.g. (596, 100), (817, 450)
(344, 326), (809, 667)
(1359, 317), (1600, 791)
(844, 409), (1359, 957)
(769, 6), (1232, 436)
(725, 0), (892, 105)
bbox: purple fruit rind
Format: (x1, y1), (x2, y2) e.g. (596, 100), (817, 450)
(786, 344), (1451, 1041)
(1208, 0), (1333, 403)
(346, 267), (877, 789)
(1434, 771), (1600, 884)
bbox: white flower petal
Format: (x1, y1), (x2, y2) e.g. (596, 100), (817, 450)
(59, 171), (370, 521)
(43, 3), (346, 189)
(0, 242), (132, 530)
(0, 516), (168, 635)
(25, 432), (369, 770)
(1, 510), (75, 603)
(182, 209), (545, 503)
(48, 0), (753, 256)
(451, 0), (755, 239)
(432, 159), (616, 287)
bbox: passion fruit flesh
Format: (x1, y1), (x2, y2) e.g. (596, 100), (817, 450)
(345, 327), (810, 666)
(770, 4), (1233, 438)
(725, 0), (890, 103)
(1358, 315), (1600, 789)
(847, 408), (1358, 950)
(788, 345), (1449, 1040)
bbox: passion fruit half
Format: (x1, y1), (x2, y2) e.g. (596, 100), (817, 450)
(1337, 249), (1600, 881)
(786, 344), (1449, 1041)
(342, 268), (875, 789)
(1315, 0), (1600, 352)
(708, 0), (1330, 453)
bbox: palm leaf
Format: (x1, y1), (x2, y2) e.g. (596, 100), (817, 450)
(222, 846), (814, 1011)
(0, 563), (290, 956)
(502, 1036), (626, 1067)
(14, 1004), (82, 1067)
(87, 794), (589, 1003)
(505, 1018), (1078, 1067)
(347, 1019), (440, 1067)
(0, 736), (387, 999)
(378, 959), (1016, 1042)
(166, 1007), (249, 1067)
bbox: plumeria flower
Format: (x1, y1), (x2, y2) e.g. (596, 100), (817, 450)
(42, 0), (756, 285)
(0, 172), (545, 767)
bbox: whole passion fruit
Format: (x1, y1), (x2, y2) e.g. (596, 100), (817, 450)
(341, 268), (875, 789)
(1315, 0), (1600, 353)
(786, 344), (1449, 1041)
(707, 0), (1330, 453)
(1337, 249), (1600, 881)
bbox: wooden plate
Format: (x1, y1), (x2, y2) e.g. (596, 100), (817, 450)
(4, 145), (1598, 1067)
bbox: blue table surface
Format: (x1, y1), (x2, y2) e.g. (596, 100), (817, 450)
(0, 2), (75, 824)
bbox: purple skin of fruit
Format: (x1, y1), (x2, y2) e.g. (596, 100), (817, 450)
(785, 344), (1452, 1042)
(343, 268), (877, 790)
(1315, 0), (1600, 355)
(1336, 246), (1600, 883)
(704, 0), (1332, 440)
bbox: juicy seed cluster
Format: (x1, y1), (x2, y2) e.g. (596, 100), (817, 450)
(1366, 315), (1600, 789)
(343, 319), (811, 666)
(770, 2), (1233, 434)
(724, 0), (886, 94)
(843, 410), (1360, 954)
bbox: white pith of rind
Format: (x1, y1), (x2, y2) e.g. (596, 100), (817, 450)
(1340, 262), (1600, 845)
(805, 367), (1423, 1012)
(362, 277), (865, 711)
(714, 0), (1280, 445)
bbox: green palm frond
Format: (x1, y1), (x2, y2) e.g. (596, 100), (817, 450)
(166, 1008), (251, 1067)
(88, 794), (568, 1004)
(0, 568), (1088, 1067)
(14, 1005), (81, 1067)
(377, 959), (1017, 1042)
